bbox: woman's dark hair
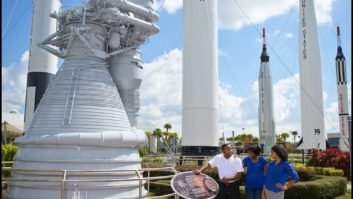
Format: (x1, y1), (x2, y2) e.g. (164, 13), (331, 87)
(271, 144), (288, 161)
(247, 145), (261, 156)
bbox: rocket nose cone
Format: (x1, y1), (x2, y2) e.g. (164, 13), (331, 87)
(336, 46), (345, 60)
(261, 47), (269, 62)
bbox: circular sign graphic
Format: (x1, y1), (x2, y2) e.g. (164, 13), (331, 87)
(171, 171), (219, 199)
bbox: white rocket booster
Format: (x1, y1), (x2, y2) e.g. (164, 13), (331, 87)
(182, 0), (219, 156)
(258, 28), (276, 154)
(298, 0), (326, 149)
(335, 26), (350, 151)
(24, 0), (60, 130)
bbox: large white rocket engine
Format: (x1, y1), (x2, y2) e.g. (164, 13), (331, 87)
(4, 0), (159, 198)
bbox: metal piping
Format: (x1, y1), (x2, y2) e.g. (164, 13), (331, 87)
(16, 130), (146, 147)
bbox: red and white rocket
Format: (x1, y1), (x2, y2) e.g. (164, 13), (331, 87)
(335, 26), (350, 151)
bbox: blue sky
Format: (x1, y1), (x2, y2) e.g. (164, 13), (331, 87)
(2, 0), (352, 139)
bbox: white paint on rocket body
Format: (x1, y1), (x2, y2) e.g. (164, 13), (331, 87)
(182, 0), (219, 147)
(28, 0), (60, 73)
(298, 0), (326, 149)
(258, 52), (276, 154)
(336, 43), (350, 151)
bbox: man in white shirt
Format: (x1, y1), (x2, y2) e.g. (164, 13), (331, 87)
(194, 143), (244, 199)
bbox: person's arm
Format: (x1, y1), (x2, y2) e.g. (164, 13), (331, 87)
(262, 158), (268, 176)
(261, 186), (266, 199)
(194, 163), (211, 174)
(223, 171), (243, 183)
(276, 162), (299, 190)
(263, 164), (268, 175)
(242, 158), (248, 174)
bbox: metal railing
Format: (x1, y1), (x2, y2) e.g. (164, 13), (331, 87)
(2, 162), (179, 199)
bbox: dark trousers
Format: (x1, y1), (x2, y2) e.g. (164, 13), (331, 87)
(216, 180), (241, 199)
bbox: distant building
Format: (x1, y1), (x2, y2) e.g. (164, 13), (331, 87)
(327, 133), (340, 148)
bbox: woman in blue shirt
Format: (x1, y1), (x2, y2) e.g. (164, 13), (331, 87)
(262, 145), (299, 199)
(243, 145), (267, 199)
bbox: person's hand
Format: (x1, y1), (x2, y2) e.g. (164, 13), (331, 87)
(193, 169), (201, 174)
(261, 192), (266, 199)
(276, 183), (287, 191)
(222, 177), (231, 184)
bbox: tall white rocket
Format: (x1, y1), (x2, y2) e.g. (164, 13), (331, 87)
(24, 0), (60, 130)
(182, 0), (219, 156)
(298, 0), (326, 149)
(258, 28), (276, 154)
(335, 26), (350, 151)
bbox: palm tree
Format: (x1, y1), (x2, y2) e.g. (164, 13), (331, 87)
(164, 123), (172, 132)
(162, 131), (170, 144)
(168, 133), (179, 153)
(245, 134), (254, 143)
(252, 137), (259, 143)
(152, 128), (162, 153)
(281, 132), (290, 142)
(291, 131), (298, 143)
(276, 134), (284, 142)
(235, 134), (247, 143)
(145, 131), (152, 154)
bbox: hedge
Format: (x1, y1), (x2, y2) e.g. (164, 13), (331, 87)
(284, 176), (347, 199)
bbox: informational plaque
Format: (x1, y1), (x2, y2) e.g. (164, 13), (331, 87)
(171, 171), (219, 199)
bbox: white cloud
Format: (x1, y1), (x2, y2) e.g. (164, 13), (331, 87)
(139, 49), (182, 133)
(218, 48), (230, 57)
(154, 0), (336, 29)
(273, 30), (281, 36)
(1, 51), (29, 130)
(218, 0), (335, 30)
(152, 0), (183, 14)
(314, 0), (336, 25)
(285, 32), (293, 39)
(218, 0), (297, 30)
(139, 49), (297, 138)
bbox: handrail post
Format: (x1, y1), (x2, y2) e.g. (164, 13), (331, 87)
(61, 170), (67, 199)
(135, 169), (142, 198)
(147, 170), (150, 192)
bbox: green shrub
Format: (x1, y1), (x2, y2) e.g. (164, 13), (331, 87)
(1, 143), (18, 178)
(1, 143), (18, 161)
(322, 167), (344, 177)
(142, 162), (175, 178)
(142, 157), (163, 163)
(139, 146), (148, 157)
(307, 166), (324, 175)
(294, 166), (317, 181)
(284, 176), (347, 199)
(304, 165), (344, 177)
